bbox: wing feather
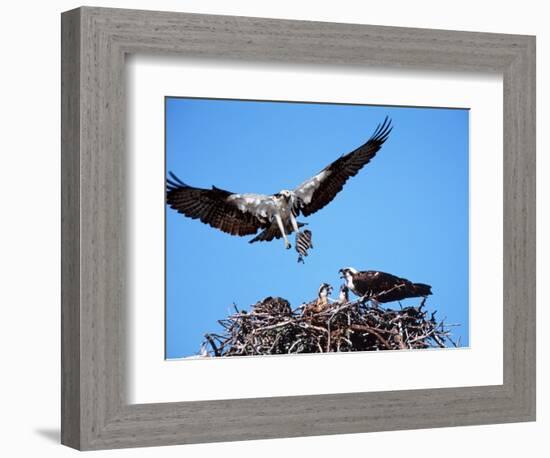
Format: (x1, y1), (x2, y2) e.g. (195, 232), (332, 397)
(166, 172), (269, 236)
(354, 271), (432, 303)
(294, 117), (392, 216)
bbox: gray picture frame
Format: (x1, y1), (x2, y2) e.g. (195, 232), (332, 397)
(61, 6), (536, 451)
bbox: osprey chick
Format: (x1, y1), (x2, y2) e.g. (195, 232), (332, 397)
(338, 284), (350, 304)
(339, 268), (432, 304)
(304, 283), (333, 314)
(166, 118), (392, 254)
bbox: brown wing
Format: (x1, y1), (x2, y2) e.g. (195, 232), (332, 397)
(166, 172), (267, 236)
(294, 117), (392, 217)
(359, 271), (432, 303)
(352, 271), (400, 296)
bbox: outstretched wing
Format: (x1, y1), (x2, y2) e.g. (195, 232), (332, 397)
(294, 117), (392, 216)
(166, 172), (272, 237)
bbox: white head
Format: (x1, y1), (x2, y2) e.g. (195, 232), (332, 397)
(339, 267), (358, 288)
(276, 189), (293, 203)
(339, 267), (358, 277)
(318, 283), (333, 298)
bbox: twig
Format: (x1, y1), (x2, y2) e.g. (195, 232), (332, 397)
(202, 294), (457, 356)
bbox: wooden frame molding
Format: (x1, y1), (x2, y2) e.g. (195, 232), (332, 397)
(61, 6), (535, 450)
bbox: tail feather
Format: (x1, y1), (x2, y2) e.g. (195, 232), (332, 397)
(249, 228), (273, 243)
(413, 283), (432, 296)
(249, 221), (306, 244)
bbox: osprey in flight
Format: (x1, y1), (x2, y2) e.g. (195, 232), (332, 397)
(339, 268), (432, 304)
(166, 117), (392, 255)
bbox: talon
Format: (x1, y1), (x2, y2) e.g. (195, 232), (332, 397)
(286, 241), (292, 250)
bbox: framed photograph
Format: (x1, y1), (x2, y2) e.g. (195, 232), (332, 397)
(61, 6), (535, 450)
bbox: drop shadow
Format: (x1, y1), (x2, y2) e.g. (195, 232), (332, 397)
(35, 428), (60, 443)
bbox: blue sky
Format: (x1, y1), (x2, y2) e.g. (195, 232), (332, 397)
(165, 97), (469, 358)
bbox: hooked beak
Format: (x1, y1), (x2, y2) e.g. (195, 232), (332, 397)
(339, 269), (345, 279)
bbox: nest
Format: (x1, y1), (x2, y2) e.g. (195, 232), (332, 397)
(202, 296), (458, 357)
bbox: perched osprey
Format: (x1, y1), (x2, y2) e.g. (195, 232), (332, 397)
(339, 268), (432, 304)
(166, 118), (392, 254)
